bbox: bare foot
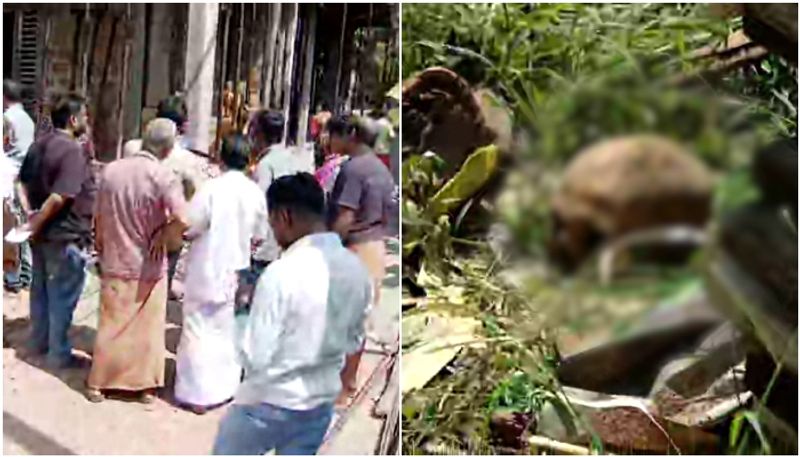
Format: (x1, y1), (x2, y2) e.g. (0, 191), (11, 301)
(139, 391), (157, 404)
(334, 388), (356, 410)
(85, 388), (105, 403)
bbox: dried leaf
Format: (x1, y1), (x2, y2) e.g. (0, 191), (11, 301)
(402, 312), (483, 393)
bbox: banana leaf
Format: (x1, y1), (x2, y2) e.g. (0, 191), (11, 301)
(427, 145), (499, 217)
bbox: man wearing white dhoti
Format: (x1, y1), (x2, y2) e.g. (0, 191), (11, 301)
(175, 135), (268, 414)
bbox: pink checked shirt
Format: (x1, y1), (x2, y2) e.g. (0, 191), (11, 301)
(95, 151), (186, 281)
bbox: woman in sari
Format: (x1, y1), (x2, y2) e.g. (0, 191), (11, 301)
(312, 111), (347, 196)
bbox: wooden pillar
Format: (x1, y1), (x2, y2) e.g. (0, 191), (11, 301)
(262, 3), (281, 108)
(272, 8), (287, 109)
(297, 6), (317, 146)
(124, 3), (146, 139)
(333, 4), (347, 113)
(248, 4), (266, 107)
(115, 6), (133, 159)
(183, 2), (218, 154)
(214, 5), (230, 153)
(281, 3), (298, 144)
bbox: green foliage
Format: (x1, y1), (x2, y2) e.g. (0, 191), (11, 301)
(713, 168), (760, 216)
(402, 3), (797, 454)
(487, 372), (546, 413)
(403, 3), (796, 168)
(428, 145), (499, 217)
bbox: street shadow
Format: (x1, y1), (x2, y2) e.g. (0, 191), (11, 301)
(382, 264), (400, 289)
(165, 327), (181, 355)
(385, 237), (399, 257)
(3, 316), (96, 396)
(167, 299), (183, 326)
(3, 411), (77, 455)
(4, 314), (182, 405)
(159, 356), (179, 405)
(165, 299), (183, 354)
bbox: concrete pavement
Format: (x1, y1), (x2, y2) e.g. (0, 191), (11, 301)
(2, 238), (399, 455)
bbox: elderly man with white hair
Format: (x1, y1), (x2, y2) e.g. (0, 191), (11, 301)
(123, 96), (208, 300)
(86, 118), (189, 404)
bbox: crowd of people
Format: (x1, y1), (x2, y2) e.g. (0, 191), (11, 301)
(2, 78), (397, 455)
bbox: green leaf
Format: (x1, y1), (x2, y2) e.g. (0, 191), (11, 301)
(742, 411), (772, 454)
(386, 81), (401, 101)
(427, 145), (499, 217)
(729, 412), (745, 450)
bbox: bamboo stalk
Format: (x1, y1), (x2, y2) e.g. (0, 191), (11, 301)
(140, 3), (151, 136)
(334, 4), (347, 113)
(39, 14), (53, 126)
(273, 8), (286, 109)
(281, 3), (299, 144)
(297, 6), (317, 146)
(80, 5), (93, 96)
(70, 9), (83, 91)
(86, 8), (103, 91)
(214, 6), (230, 155)
(262, 3), (281, 108)
(528, 436), (594, 455)
(402, 297), (427, 307)
(101, 17), (119, 86)
(233, 3), (244, 129)
(116, 6), (132, 160)
(362, 3), (374, 110)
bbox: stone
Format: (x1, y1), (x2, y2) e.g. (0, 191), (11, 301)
(549, 135), (714, 271)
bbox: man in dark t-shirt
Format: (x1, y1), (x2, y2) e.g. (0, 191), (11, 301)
(326, 114), (394, 407)
(18, 93), (95, 369)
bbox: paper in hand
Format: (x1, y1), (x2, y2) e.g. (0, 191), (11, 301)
(4, 227), (32, 244)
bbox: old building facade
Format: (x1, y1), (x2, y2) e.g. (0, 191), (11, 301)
(3, 3), (398, 162)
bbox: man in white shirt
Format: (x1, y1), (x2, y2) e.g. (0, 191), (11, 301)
(3, 80), (34, 172)
(3, 80), (34, 292)
(212, 173), (371, 455)
(175, 134), (268, 414)
(3, 118), (19, 273)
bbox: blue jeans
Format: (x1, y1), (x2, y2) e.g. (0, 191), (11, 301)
(4, 190), (32, 289)
(4, 239), (32, 288)
(234, 260), (270, 315)
(212, 402), (334, 455)
(29, 241), (87, 366)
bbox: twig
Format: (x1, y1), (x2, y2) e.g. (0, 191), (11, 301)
(528, 435), (594, 455)
(402, 297), (427, 307)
